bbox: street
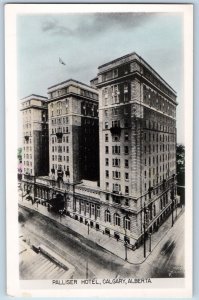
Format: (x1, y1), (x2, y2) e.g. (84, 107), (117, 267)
(19, 205), (184, 279)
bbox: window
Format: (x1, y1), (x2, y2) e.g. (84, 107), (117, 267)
(113, 183), (121, 193)
(112, 135), (120, 142)
(105, 146), (109, 154)
(114, 214), (121, 226)
(106, 194), (109, 200)
(91, 204), (95, 215)
(124, 132), (129, 141)
(112, 120), (120, 128)
(124, 146), (129, 155)
(112, 158), (120, 167)
(125, 186), (129, 195)
(112, 145), (120, 154)
(106, 182), (109, 190)
(125, 173), (129, 180)
(105, 134), (109, 142)
(111, 85), (120, 104)
(113, 68), (118, 78)
(113, 171), (121, 179)
(105, 122), (109, 129)
(97, 206), (100, 218)
(105, 210), (111, 223)
(125, 159), (129, 168)
(105, 158), (109, 166)
(124, 217), (130, 230)
(105, 170), (109, 178)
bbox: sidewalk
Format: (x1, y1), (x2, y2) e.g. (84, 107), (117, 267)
(18, 198), (184, 265)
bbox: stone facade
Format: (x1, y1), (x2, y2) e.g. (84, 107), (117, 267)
(20, 53), (178, 248)
(20, 94), (49, 177)
(47, 79), (99, 184)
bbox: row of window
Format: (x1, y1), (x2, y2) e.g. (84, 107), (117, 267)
(144, 173), (176, 192)
(52, 136), (70, 144)
(144, 143), (175, 153)
(144, 163), (176, 178)
(144, 118), (176, 133)
(144, 132), (175, 143)
(24, 154), (32, 159)
(105, 158), (129, 168)
(23, 146), (32, 152)
(23, 168), (32, 174)
(51, 164), (70, 171)
(105, 132), (129, 143)
(104, 106), (130, 118)
(51, 127), (69, 134)
(144, 153), (176, 166)
(104, 210), (131, 230)
(23, 123), (31, 129)
(51, 117), (69, 125)
(143, 86), (176, 118)
(105, 182), (129, 194)
(104, 120), (130, 129)
(23, 161), (32, 167)
(52, 155), (69, 162)
(105, 170), (129, 180)
(105, 145), (129, 155)
(75, 201), (100, 217)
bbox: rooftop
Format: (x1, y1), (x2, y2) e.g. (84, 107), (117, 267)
(98, 52), (177, 95)
(20, 94), (48, 102)
(48, 78), (98, 93)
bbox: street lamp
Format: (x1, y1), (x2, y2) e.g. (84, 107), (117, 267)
(87, 223), (90, 235)
(148, 233), (151, 252)
(124, 217), (128, 261)
(143, 202), (149, 258)
(171, 174), (175, 227)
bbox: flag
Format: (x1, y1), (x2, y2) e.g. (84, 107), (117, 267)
(59, 57), (66, 65)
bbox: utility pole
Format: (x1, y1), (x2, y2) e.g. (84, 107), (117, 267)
(86, 260), (88, 279)
(149, 233), (151, 252)
(143, 202), (146, 258)
(124, 241), (128, 261)
(171, 174), (175, 227)
(124, 218), (128, 261)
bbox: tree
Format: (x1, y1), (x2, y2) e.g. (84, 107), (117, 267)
(176, 144), (185, 205)
(17, 147), (22, 163)
(176, 144), (185, 186)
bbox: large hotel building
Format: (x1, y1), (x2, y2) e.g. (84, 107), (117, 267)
(20, 52), (178, 247)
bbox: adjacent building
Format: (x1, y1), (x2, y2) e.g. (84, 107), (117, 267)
(47, 79), (99, 184)
(21, 94), (49, 178)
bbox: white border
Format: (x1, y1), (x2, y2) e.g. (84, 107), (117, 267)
(5, 3), (193, 298)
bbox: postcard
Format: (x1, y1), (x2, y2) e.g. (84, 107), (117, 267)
(5, 3), (193, 298)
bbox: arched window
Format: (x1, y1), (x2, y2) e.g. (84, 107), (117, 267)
(105, 210), (111, 223)
(153, 204), (156, 217)
(114, 213), (121, 226)
(124, 216), (130, 230)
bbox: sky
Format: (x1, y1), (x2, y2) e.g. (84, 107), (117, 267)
(17, 12), (184, 143)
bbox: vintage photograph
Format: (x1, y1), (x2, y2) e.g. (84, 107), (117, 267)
(5, 3), (193, 298)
